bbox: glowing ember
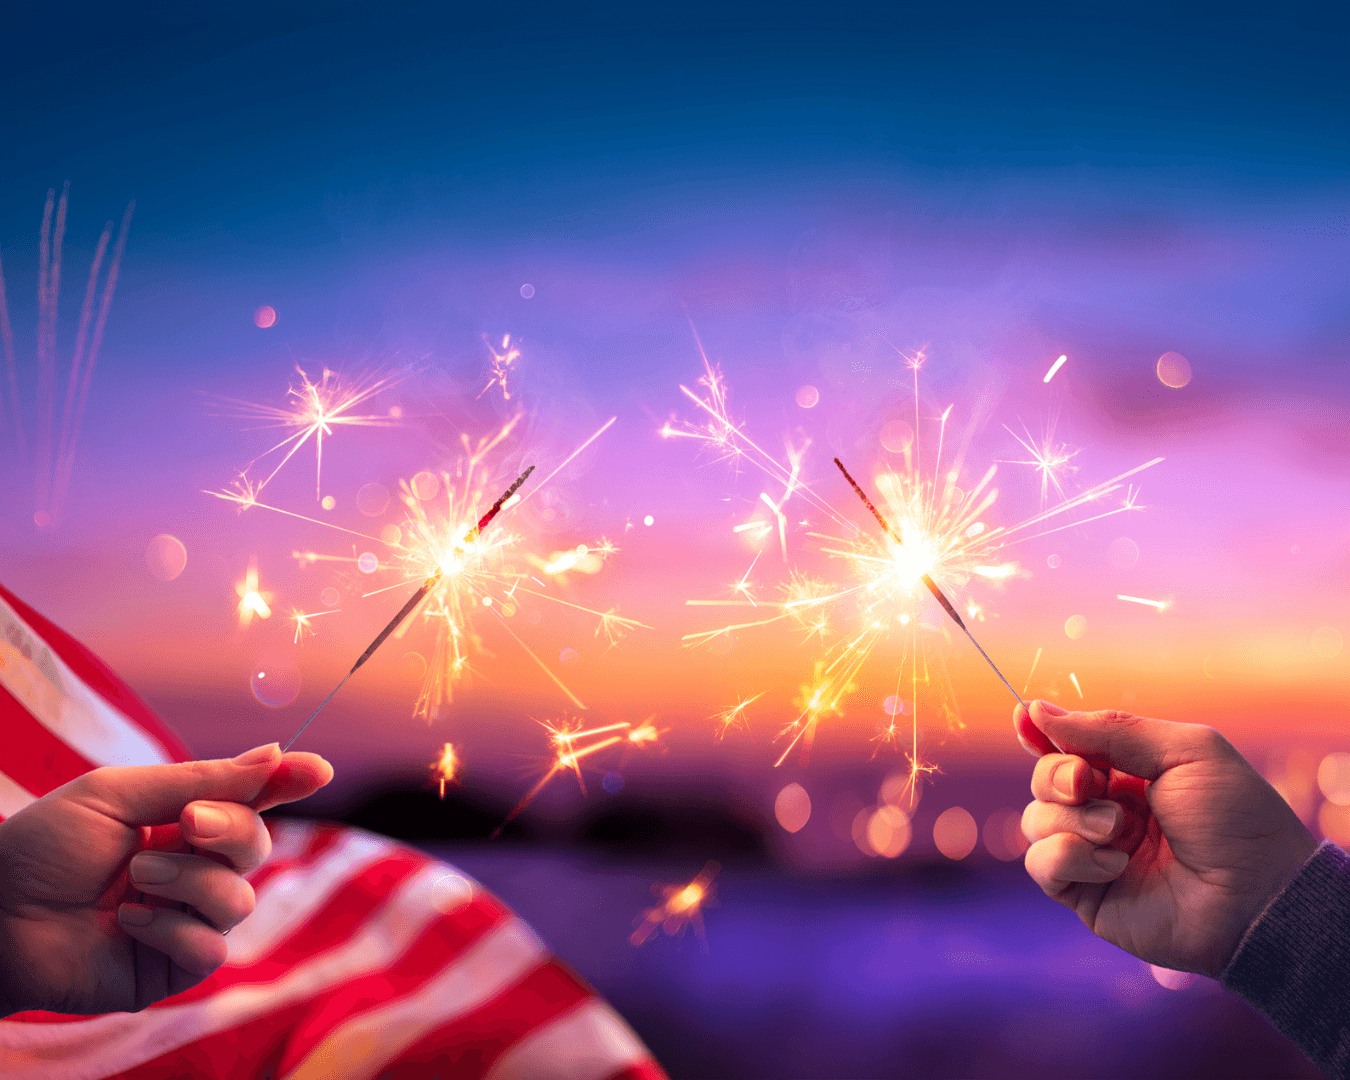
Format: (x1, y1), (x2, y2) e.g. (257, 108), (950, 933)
(630, 861), (720, 949)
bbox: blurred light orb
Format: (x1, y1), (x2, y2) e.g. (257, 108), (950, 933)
(1156, 351), (1192, 389)
(429, 871), (474, 914)
(388, 405), (403, 419)
(250, 660), (301, 708)
(879, 769), (921, 811)
(852, 807), (876, 855)
(33, 511), (50, 527)
(559, 647), (578, 667)
(253, 305), (277, 329)
(321, 495), (336, 511)
(527, 610), (542, 625)
(795, 384), (820, 409)
(883, 695), (904, 716)
(411, 471), (441, 501)
(933, 806), (979, 860)
(1311, 626), (1343, 659)
(357, 552), (378, 573)
(356, 482), (390, 517)
(1318, 753), (1350, 805)
(866, 805), (911, 858)
(380, 523), (402, 545)
(520, 283), (535, 298)
(643, 515), (654, 527)
(983, 807), (1030, 862)
(602, 771), (624, 794)
(320, 586), (340, 607)
(879, 418), (915, 454)
(1065, 614), (1088, 640)
(145, 534), (188, 581)
(1150, 964), (1198, 990)
(399, 651), (427, 682)
(1318, 800), (1350, 846)
(1047, 554), (1062, 569)
(1107, 536), (1140, 570)
(774, 782), (812, 833)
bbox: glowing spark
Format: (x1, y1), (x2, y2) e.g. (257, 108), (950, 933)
(1004, 423), (1079, 507)
(1022, 646), (1043, 697)
(1118, 594), (1169, 611)
(1069, 672), (1084, 699)
(429, 742), (460, 798)
(630, 861), (720, 949)
(1043, 354), (1068, 383)
(235, 560), (273, 628)
(213, 366), (399, 502)
(290, 608), (338, 644)
(479, 333), (521, 401)
(713, 693), (763, 740)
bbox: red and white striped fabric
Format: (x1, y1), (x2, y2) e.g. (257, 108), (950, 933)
(0, 583), (668, 1080)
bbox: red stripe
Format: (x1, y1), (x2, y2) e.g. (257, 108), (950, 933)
(603, 1062), (671, 1080)
(379, 958), (593, 1080)
(0, 582), (191, 762)
(274, 895), (510, 1074)
(0, 681), (98, 798)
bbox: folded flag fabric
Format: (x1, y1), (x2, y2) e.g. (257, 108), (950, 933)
(0, 582), (668, 1080)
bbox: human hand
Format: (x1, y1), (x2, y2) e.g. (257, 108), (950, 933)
(0, 743), (333, 1016)
(1015, 700), (1317, 978)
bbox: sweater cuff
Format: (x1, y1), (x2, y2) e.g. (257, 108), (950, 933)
(1221, 840), (1350, 1080)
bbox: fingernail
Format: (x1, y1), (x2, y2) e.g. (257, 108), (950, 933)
(1084, 803), (1116, 839)
(130, 853), (179, 885)
(189, 804), (230, 837)
(1092, 847), (1130, 873)
(1036, 699), (1068, 716)
(1052, 761), (1078, 799)
(234, 743), (280, 766)
(1016, 734), (1041, 760)
(118, 903), (154, 927)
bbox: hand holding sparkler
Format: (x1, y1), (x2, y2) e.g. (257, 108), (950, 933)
(1015, 699), (1317, 979)
(282, 465), (535, 752)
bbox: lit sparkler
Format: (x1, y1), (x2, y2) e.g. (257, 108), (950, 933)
(282, 465), (536, 751)
(630, 861), (720, 949)
(669, 341), (1163, 782)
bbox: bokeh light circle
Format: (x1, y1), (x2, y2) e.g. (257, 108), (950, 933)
(559, 648), (578, 667)
(358, 552), (378, 573)
(520, 283), (535, 299)
(1319, 800), (1350, 846)
(250, 659), (301, 708)
(774, 782), (812, 833)
(321, 495), (336, 511)
(879, 418), (915, 454)
(1317, 753), (1350, 805)
(145, 534), (188, 581)
(320, 586), (340, 607)
(399, 651), (427, 683)
(1047, 554), (1062, 569)
(411, 471), (441, 501)
(933, 806), (978, 860)
(982, 807), (1029, 862)
(795, 384), (820, 409)
(1156, 351), (1192, 389)
(1311, 626), (1343, 660)
(253, 305), (277, 328)
(866, 805), (911, 858)
(356, 482), (390, 517)
(1107, 537), (1139, 570)
(879, 769), (921, 811)
(602, 771), (624, 794)
(1064, 614), (1087, 640)
(380, 523), (402, 545)
(643, 515), (654, 527)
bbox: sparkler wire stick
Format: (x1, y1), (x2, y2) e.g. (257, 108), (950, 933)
(282, 465), (535, 751)
(833, 458), (1026, 710)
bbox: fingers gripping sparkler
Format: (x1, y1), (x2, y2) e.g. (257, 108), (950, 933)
(833, 458), (1026, 711)
(282, 465), (536, 751)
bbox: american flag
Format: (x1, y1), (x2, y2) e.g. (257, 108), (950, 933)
(0, 583), (668, 1080)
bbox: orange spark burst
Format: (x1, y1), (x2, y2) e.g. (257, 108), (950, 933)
(630, 861), (720, 950)
(712, 693), (763, 740)
(429, 742), (461, 798)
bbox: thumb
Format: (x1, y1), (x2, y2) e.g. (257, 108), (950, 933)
(76, 743), (283, 826)
(1026, 700), (1210, 781)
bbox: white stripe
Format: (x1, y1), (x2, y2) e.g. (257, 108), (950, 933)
(0, 767), (36, 820)
(255, 818), (315, 873)
(483, 1000), (650, 1080)
(281, 918), (548, 1080)
(226, 829), (392, 967)
(0, 594), (171, 767)
(0, 858), (470, 1079)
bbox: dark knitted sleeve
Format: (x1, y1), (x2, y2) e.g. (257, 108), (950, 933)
(1220, 841), (1350, 1080)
